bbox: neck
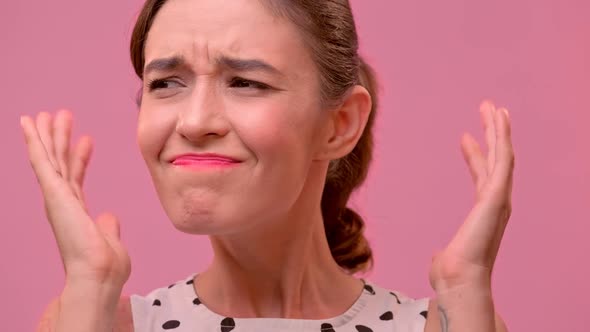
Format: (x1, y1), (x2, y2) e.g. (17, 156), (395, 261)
(196, 203), (364, 319)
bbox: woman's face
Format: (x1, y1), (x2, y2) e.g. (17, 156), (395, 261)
(137, 0), (329, 235)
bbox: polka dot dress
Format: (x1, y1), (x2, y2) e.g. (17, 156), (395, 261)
(130, 273), (430, 332)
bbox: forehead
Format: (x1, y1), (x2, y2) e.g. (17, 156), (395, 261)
(144, 0), (313, 76)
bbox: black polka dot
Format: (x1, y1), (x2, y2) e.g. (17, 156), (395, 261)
(152, 299), (161, 306)
(389, 291), (401, 304)
(320, 322), (336, 332)
(420, 310), (428, 319)
(168, 283), (175, 289)
(379, 311), (394, 320)
(363, 284), (376, 295)
(193, 297), (201, 305)
(186, 279), (194, 285)
(221, 317), (235, 332)
(355, 325), (373, 332)
(162, 320), (180, 329)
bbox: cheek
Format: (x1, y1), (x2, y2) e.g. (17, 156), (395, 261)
(230, 98), (319, 160)
(136, 106), (176, 162)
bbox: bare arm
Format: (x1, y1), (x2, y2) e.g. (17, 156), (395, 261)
(424, 296), (508, 332)
(425, 101), (514, 332)
(21, 112), (132, 332)
(36, 292), (133, 332)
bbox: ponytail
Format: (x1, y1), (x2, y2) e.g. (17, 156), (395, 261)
(322, 57), (378, 274)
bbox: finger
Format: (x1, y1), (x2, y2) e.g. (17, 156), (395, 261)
(72, 184), (89, 212)
(460, 132), (487, 190)
(53, 110), (73, 180)
(70, 136), (93, 189)
(36, 112), (60, 174)
(490, 107), (515, 194)
(20, 116), (62, 193)
(479, 100), (497, 175)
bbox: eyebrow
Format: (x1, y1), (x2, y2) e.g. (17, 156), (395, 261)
(217, 56), (283, 76)
(143, 56), (187, 76)
(143, 54), (283, 77)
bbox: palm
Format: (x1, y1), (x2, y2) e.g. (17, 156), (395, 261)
(49, 187), (131, 284)
(21, 110), (131, 286)
(429, 101), (514, 291)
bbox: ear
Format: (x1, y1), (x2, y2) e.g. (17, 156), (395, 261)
(315, 85), (372, 161)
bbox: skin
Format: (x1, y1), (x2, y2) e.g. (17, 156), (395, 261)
(137, 0), (370, 318)
(23, 0), (514, 330)
(424, 101), (513, 332)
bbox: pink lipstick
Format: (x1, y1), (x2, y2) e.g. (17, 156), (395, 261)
(170, 153), (241, 168)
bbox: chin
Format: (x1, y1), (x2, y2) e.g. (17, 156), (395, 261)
(166, 204), (219, 234)
(166, 204), (243, 236)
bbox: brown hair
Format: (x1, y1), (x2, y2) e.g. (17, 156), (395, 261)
(130, 0), (378, 274)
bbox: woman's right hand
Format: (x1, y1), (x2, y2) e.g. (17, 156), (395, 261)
(20, 110), (131, 287)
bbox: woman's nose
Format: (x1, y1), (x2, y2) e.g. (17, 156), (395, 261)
(175, 82), (230, 142)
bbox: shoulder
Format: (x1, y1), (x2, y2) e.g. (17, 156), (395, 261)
(35, 295), (134, 332)
(364, 281), (431, 331)
(128, 273), (201, 330)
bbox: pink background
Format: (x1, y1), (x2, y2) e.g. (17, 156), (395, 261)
(2, 0), (588, 330)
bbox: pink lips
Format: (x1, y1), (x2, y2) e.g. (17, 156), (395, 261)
(170, 153), (241, 167)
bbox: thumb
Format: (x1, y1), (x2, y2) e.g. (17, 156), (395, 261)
(460, 132), (487, 190)
(95, 212), (132, 285)
(95, 212), (121, 241)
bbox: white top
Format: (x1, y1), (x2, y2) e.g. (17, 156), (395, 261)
(130, 273), (430, 332)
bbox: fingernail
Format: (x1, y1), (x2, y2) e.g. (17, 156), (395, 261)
(19, 116), (25, 127)
(502, 108), (509, 119)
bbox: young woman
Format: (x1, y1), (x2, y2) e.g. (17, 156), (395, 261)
(23, 0), (513, 331)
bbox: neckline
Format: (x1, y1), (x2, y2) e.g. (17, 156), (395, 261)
(181, 272), (373, 329)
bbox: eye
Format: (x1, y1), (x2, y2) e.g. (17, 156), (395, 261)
(229, 77), (270, 90)
(147, 79), (182, 91)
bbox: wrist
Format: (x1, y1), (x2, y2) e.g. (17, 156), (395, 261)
(434, 284), (497, 332)
(435, 281), (493, 298)
(57, 282), (123, 332)
(430, 258), (493, 292)
(62, 280), (123, 302)
(432, 274), (492, 294)
(65, 273), (126, 291)
(434, 282), (495, 314)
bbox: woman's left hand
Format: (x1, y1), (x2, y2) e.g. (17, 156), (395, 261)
(429, 100), (515, 292)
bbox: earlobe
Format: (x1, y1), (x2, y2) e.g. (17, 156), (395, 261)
(320, 85), (372, 160)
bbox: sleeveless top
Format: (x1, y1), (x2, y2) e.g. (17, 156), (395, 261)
(130, 273), (430, 332)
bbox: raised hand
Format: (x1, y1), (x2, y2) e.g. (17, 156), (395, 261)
(20, 110), (130, 287)
(429, 100), (515, 291)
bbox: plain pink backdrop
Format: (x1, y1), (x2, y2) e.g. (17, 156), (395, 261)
(2, 0), (588, 330)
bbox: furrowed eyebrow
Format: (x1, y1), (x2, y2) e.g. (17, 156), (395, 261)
(143, 54), (284, 77)
(216, 55), (283, 77)
(143, 55), (187, 76)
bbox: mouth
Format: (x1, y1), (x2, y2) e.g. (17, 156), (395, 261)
(172, 159), (240, 166)
(169, 153), (242, 168)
